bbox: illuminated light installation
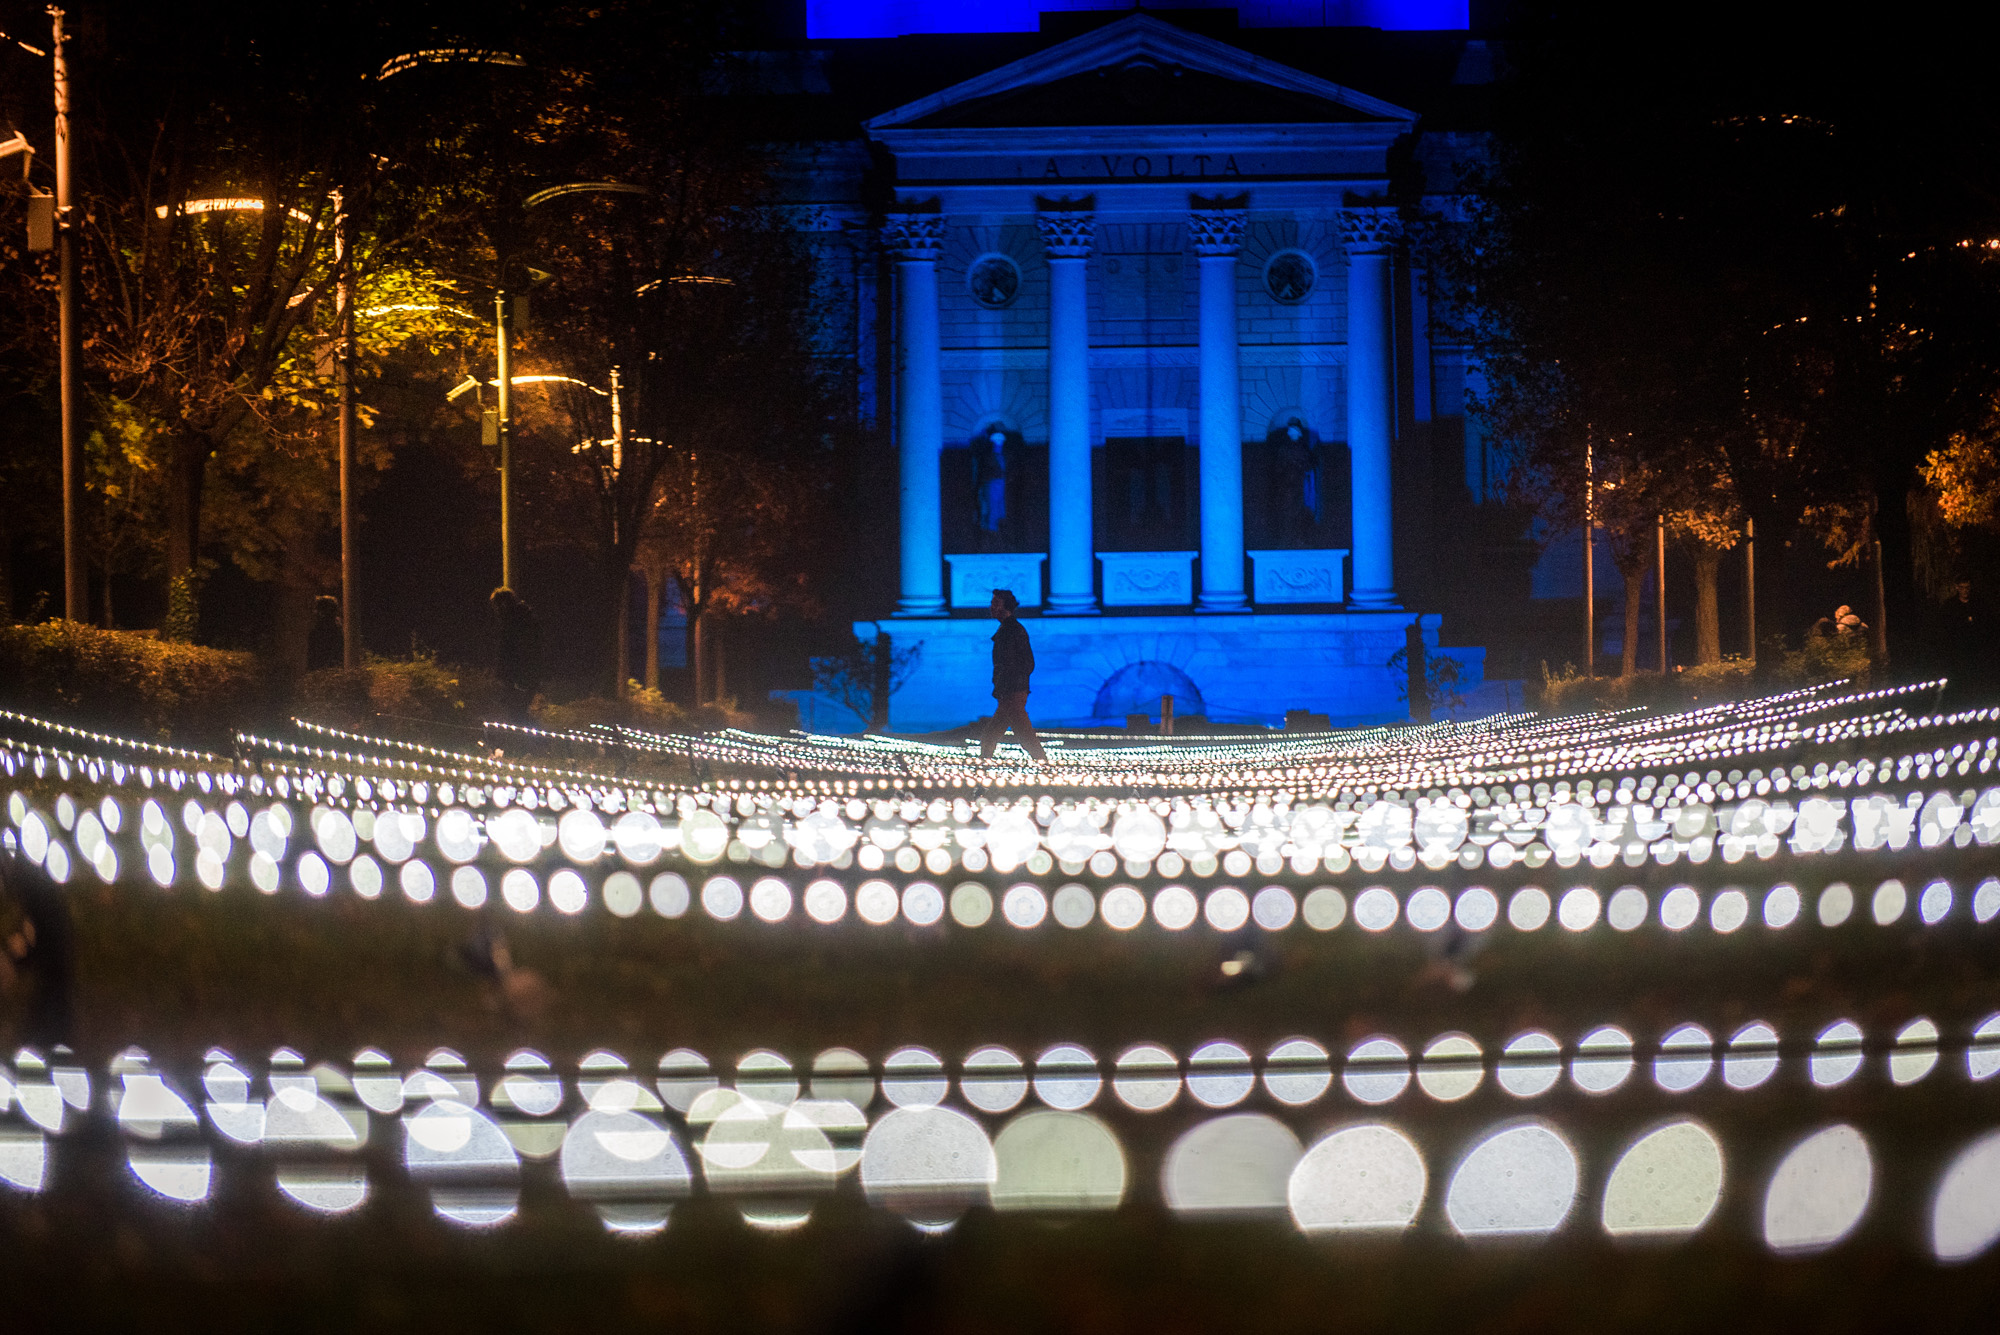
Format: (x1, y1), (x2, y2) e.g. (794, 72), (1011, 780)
(1288, 1124), (1426, 1232)
(1763, 1125), (1874, 1255)
(1601, 1120), (1725, 1238)
(1, 691), (1997, 944)
(1932, 1130), (2000, 1263)
(992, 1111), (1128, 1212)
(2, 1036), (1998, 1253)
(1445, 1121), (1578, 1237)
(4, 690), (2000, 1259)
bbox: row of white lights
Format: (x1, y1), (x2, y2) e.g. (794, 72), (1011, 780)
(9, 774), (1999, 935)
(13, 1004), (1998, 1137)
(566, 681), (1967, 797)
(5, 1046), (1999, 1259)
(3, 688), (1994, 831)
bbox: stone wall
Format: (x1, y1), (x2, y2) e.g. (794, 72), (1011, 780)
(858, 611), (1484, 732)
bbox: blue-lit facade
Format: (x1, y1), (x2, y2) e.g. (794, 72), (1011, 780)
(806, 0), (1471, 40)
(767, 10), (1517, 731)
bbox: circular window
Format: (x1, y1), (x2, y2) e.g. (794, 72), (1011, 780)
(1264, 249), (1316, 304)
(967, 253), (1021, 308)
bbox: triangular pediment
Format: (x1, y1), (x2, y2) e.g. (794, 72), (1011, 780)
(865, 15), (1416, 132)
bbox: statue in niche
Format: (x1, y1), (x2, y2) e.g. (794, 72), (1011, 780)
(976, 428), (1008, 537)
(1279, 417), (1321, 536)
(1107, 437), (1183, 547)
(1123, 456), (1174, 532)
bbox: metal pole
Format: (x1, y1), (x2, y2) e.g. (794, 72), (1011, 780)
(610, 365), (624, 699)
(608, 365), (623, 477)
(495, 290), (514, 590)
(1583, 444), (1594, 677)
(1743, 517), (1756, 661)
(52, 7), (83, 623)
(1870, 536), (1889, 670)
(335, 191), (358, 667)
(1656, 517), (1667, 673)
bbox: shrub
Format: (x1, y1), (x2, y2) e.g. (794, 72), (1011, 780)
(1534, 634), (1873, 715)
(297, 650), (502, 730)
(0, 619), (261, 741)
(1678, 655), (1757, 704)
(1772, 630), (1874, 689)
(534, 684), (752, 735)
(1534, 664), (1675, 713)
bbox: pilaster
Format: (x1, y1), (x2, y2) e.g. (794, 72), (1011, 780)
(1342, 205), (1400, 611)
(1192, 203), (1248, 612)
(887, 210), (947, 616)
(1038, 207), (1098, 614)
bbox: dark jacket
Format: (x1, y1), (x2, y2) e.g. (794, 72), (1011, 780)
(992, 617), (1035, 695)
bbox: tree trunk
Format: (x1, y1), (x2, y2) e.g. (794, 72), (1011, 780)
(1693, 548), (1722, 665)
(643, 570), (662, 691)
(0, 512), (12, 622)
(690, 609), (706, 705)
(1870, 538), (1890, 670)
(1620, 551), (1651, 678)
(271, 500), (321, 680)
(614, 569), (630, 700)
(713, 620), (726, 704)
(165, 433), (210, 582)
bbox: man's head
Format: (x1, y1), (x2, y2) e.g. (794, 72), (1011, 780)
(989, 588), (1019, 618)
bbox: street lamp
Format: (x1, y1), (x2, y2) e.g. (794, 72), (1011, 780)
(475, 179), (647, 590)
(451, 366), (652, 693)
(3, 12), (81, 622)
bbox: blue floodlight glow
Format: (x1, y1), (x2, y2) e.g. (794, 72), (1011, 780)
(805, 0), (1468, 40)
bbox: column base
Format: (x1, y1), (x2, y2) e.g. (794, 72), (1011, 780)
(1348, 590), (1401, 611)
(893, 597), (947, 617)
(1197, 593), (1250, 613)
(1044, 594), (1100, 616)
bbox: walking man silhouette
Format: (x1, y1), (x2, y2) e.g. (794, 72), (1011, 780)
(979, 588), (1046, 762)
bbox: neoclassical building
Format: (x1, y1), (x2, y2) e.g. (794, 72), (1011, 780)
(760, 8), (1520, 730)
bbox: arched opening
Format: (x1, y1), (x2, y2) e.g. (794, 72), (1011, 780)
(1092, 661), (1204, 722)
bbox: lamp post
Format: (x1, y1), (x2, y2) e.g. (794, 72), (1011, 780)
(494, 289), (516, 590)
(1583, 442), (1595, 678)
(558, 366), (645, 695)
(1656, 517), (1667, 674)
(334, 191), (358, 666)
(9, 10), (84, 621)
(51, 7), (81, 623)
(1743, 517), (1756, 662)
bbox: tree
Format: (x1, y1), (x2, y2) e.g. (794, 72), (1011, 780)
(812, 632), (923, 732)
(465, 23), (850, 701)
(1430, 8), (2000, 672)
(0, 1), (493, 644)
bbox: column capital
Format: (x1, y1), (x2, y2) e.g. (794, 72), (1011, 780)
(1340, 205), (1402, 255)
(1035, 210), (1095, 259)
(883, 211), (944, 262)
(1188, 207), (1245, 257)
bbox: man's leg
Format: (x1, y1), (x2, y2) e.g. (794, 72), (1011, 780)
(1005, 693), (1047, 762)
(979, 701), (1005, 759)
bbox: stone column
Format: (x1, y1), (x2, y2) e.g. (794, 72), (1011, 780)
(1343, 207), (1400, 610)
(1192, 206), (1248, 612)
(886, 212), (946, 616)
(1037, 210), (1097, 614)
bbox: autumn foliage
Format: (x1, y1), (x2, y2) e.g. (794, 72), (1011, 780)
(0, 620), (260, 741)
